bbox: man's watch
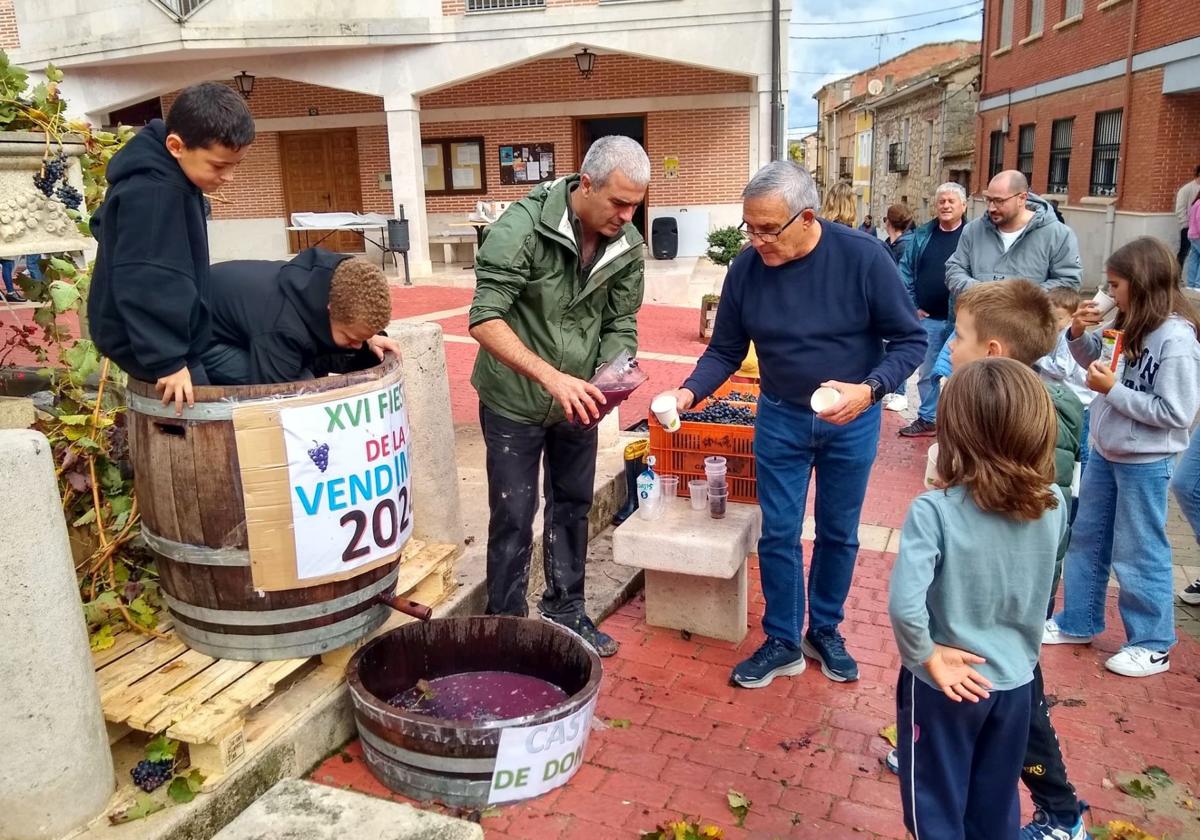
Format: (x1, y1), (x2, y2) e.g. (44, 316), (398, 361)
(863, 378), (886, 404)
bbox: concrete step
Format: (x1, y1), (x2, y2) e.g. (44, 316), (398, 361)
(211, 779), (482, 840)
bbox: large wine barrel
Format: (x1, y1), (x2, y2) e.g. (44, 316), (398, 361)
(126, 357), (403, 661)
(348, 616), (602, 807)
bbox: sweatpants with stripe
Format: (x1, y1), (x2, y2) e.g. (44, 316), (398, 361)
(897, 667), (1033, 840)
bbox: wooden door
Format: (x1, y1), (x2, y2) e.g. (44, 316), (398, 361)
(280, 130), (364, 253)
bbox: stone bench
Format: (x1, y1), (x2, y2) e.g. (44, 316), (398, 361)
(429, 232), (476, 264)
(612, 497), (760, 643)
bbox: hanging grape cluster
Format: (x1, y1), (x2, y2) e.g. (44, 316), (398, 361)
(32, 151), (67, 198)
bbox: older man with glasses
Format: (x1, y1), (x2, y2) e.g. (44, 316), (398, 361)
(661, 161), (925, 689)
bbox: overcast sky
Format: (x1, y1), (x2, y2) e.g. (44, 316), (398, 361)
(787, 0), (984, 134)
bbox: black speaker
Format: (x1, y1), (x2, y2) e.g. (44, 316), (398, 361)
(651, 217), (678, 260)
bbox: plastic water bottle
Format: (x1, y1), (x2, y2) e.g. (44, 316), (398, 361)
(636, 455), (662, 520)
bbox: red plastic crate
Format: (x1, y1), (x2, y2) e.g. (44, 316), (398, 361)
(648, 380), (760, 504)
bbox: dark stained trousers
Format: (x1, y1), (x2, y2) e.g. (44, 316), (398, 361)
(479, 404), (598, 619)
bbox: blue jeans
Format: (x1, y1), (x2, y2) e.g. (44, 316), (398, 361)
(23, 254), (42, 281)
(753, 393), (881, 645)
(1053, 451), (1175, 651)
(1187, 241), (1200, 290)
(907, 316), (951, 422)
(1171, 432), (1200, 549)
(1, 259), (12, 293)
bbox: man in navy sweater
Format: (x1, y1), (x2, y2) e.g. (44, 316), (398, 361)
(663, 162), (924, 688)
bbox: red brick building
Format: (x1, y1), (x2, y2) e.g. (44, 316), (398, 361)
(976, 0), (1200, 279)
(5, 0), (787, 271)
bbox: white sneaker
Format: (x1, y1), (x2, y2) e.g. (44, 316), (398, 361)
(884, 393), (908, 412)
(1042, 619), (1092, 645)
(1104, 646), (1169, 678)
(1179, 577), (1200, 605)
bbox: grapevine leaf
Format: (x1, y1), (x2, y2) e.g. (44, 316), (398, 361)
(145, 735), (178, 763)
(113, 562), (131, 584)
(95, 591), (120, 608)
(100, 463), (125, 494)
(879, 723), (899, 748)
(108, 793), (165, 824)
(48, 256), (77, 276)
(1117, 778), (1156, 800)
(45, 63), (64, 83)
(1143, 766), (1171, 787)
(76, 436), (101, 451)
(72, 509), (97, 527)
(58, 413), (90, 426)
(65, 469), (90, 492)
(89, 624), (116, 651)
(167, 776), (195, 803)
(122, 581), (144, 603)
(48, 280), (81, 313)
(726, 789), (751, 827)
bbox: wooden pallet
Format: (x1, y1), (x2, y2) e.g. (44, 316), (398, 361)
(93, 540), (459, 789)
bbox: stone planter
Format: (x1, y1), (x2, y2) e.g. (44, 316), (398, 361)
(0, 132), (92, 259)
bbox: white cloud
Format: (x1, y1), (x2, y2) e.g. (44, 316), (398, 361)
(787, 0), (983, 128)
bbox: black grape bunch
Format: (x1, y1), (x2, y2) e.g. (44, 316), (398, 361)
(680, 397), (756, 427)
(32, 151), (68, 198)
(56, 182), (83, 210)
(130, 758), (174, 792)
(307, 440), (330, 473)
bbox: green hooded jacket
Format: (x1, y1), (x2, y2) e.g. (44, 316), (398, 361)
(1045, 380), (1083, 496)
(468, 175), (646, 426)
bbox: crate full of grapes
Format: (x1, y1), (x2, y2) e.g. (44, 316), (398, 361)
(648, 380), (760, 504)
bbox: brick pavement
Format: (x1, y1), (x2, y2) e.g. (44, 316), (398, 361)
(312, 407), (1200, 839)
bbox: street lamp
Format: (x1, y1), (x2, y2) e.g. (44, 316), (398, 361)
(574, 49), (596, 80)
(234, 70), (255, 99)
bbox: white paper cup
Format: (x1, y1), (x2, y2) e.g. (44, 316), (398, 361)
(651, 393), (681, 432)
(1091, 290), (1116, 318)
(810, 386), (841, 413)
(925, 443), (941, 489)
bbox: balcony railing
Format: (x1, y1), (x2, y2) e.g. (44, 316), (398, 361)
(149, 0), (212, 20)
(467, 0), (545, 11)
(888, 142), (908, 173)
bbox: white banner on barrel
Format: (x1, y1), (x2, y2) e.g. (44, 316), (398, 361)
(279, 378), (413, 580)
(487, 696), (598, 805)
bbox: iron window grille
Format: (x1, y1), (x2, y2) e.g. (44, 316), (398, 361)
(1047, 118), (1073, 195)
(467, 0), (545, 11)
(1089, 109), (1122, 196)
(888, 142), (909, 173)
(1017, 124), (1036, 185)
(988, 131), (1005, 181)
(838, 157), (851, 179)
(148, 0), (211, 20)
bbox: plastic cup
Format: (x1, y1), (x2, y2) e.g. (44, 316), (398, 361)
(708, 490), (729, 520)
(925, 443), (940, 489)
(651, 394), (682, 433)
(704, 456), (727, 470)
(638, 488), (663, 521)
(1091, 289), (1116, 318)
(810, 386), (841, 413)
(660, 476), (679, 499)
(688, 480), (708, 510)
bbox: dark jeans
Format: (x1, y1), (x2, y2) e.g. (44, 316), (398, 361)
(1022, 663), (1081, 822)
(201, 343), (256, 385)
(754, 393), (881, 645)
(1181, 227), (1192, 269)
(479, 403), (598, 619)
(898, 667), (1032, 840)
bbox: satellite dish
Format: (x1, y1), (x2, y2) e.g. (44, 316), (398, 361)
(867, 79), (884, 96)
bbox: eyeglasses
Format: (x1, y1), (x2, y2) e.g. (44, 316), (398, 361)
(738, 210), (804, 243)
(983, 192), (1024, 207)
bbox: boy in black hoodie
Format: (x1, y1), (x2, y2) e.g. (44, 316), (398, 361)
(202, 248), (398, 385)
(88, 82), (254, 413)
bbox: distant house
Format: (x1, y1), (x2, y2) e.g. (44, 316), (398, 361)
(865, 54), (979, 224)
(976, 0), (1200, 280)
(813, 40), (978, 223)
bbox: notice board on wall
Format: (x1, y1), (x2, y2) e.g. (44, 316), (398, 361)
(499, 144), (555, 186)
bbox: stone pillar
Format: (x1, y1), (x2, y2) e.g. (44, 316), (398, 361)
(0, 430), (113, 838)
(386, 320), (464, 546)
(384, 101), (433, 277)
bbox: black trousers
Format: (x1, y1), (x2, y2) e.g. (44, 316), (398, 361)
(1182, 228), (1193, 269)
(1021, 663), (1081, 820)
(479, 404), (598, 619)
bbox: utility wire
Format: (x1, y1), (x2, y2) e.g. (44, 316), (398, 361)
(790, 2), (981, 26)
(789, 10), (982, 40)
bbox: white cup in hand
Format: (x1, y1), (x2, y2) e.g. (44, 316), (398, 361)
(810, 386), (841, 414)
(651, 393), (682, 432)
(1091, 290), (1116, 318)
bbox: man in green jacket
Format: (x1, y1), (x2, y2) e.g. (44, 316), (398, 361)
(468, 135), (650, 656)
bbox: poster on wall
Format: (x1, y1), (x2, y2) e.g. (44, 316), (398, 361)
(499, 143), (556, 186)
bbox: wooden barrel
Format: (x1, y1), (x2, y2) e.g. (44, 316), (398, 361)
(347, 616), (602, 807)
(126, 357), (403, 662)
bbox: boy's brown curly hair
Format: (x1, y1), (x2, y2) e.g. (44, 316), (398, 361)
(328, 258), (392, 331)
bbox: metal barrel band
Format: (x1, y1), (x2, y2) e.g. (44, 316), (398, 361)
(125, 390), (274, 421)
(358, 725), (497, 774)
(141, 526), (251, 567)
(170, 606), (387, 660)
(360, 738), (494, 808)
(162, 566), (399, 627)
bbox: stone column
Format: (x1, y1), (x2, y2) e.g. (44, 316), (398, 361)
(386, 320), (464, 547)
(384, 100), (432, 277)
(0, 430), (113, 838)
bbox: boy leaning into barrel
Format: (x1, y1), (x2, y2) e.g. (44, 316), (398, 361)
(88, 82), (255, 415)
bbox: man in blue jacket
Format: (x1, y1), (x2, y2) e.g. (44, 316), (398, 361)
(895, 182), (967, 438)
(662, 162), (925, 688)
